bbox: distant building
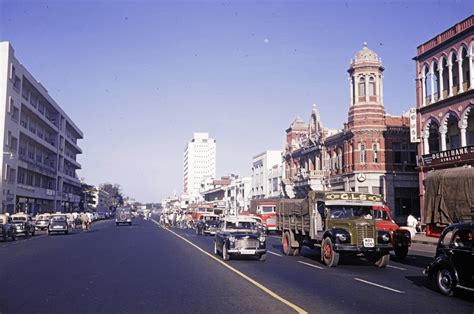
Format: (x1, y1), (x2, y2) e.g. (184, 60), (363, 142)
(228, 176), (251, 215)
(251, 150), (283, 199)
(284, 44), (419, 221)
(91, 187), (111, 211)
(0, 42), (83, 214)
(414, 15), (474, 222)
(183, 132), (216, 198)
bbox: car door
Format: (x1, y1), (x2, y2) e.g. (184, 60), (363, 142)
(449, 227), (473, 288)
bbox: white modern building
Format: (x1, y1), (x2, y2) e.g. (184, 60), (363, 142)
(251, 150), (283, 198)
(0, 42), (83, 214)
(228, 175), (252, 215)
(183, 132), (216, 198)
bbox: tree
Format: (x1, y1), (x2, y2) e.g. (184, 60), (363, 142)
(99, 183), (124, 210)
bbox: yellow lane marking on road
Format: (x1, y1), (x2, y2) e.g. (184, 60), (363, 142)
(298, 261), (324, 270)
(354, 278), (405, 294)
(150, 219), (307, 314)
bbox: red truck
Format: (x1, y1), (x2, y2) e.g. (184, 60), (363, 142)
(249, 199), (278, 232)
(372, 205), (411, 259)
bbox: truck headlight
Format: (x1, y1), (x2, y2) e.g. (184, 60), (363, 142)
(382, 233), (390, 242)
(336, 233), (349, 242)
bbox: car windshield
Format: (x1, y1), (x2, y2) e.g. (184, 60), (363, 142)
(226, 221), (256, 230)
(204, 216), (218, 221)
(12, 217), (27, 222)
(328, 205), (374, 219)
(261, 206), (275, 213)
(51, 216), (66, 221)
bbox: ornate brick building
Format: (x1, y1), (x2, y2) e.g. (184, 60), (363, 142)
(283, 44), (420, 221)
(414, 15), (474, 223)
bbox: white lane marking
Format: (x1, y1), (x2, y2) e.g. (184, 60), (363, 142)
(267, 250), (282, 257)
(387, 265), (406, 271)
(354, 278), (405, 294)
(150, 219), (307, 314)
(268, 235), (281, 239)
(298, 261), (324, 270)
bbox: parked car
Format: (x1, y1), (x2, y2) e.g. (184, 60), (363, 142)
(11, 213), (36, 237)
(214, 216), (266, 261)
(48, 214), (71, 235)
(97, 212), (106, 220)
(0, 214), (16, 241)
(196, 214), (220, 235)
(423, 222), (473, 296)
(116, 208), (132, 226)
(35, 214), (51, 231)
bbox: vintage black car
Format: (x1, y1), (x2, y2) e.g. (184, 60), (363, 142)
(196, 214), (220, 235)
(214, 216), (266, 261)
(0, 214), (16, 241)
(116, 208), (132, 226)
(11, 213), (36, 237)
(423, 222), (474, 296)
(48, 214), (71, 235)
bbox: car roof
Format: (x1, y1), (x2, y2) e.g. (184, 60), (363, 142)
(223, 216), (259, 223)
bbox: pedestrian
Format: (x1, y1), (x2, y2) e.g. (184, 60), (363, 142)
(406, 212), (418, 239)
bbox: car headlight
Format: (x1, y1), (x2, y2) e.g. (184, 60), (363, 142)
(382, 233), (390, 242)
(229, 236), (236, 242)
(258, 235), (266, 243)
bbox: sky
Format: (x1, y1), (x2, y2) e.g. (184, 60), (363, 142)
(0, 0), (472, 202)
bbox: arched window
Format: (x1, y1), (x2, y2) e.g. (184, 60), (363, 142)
(446, 114), (460, 149)
(461, 46), (469, 90)
(451, 52), (459, 93)
(369, 77), (375, 96)
(372, 143), (379, 163)
(359, 77), (366, 97)
(428, 123), (440, 154)
(360, 144), (366, 164)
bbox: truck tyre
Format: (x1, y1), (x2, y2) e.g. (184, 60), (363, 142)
(394, 247), (408, 259)
(322, 237), (339, 267)
(222, 243), (230, 261)
(259, 253), (267, 262)
(282, 231), (295, 256)
(436, 268), (455, 296)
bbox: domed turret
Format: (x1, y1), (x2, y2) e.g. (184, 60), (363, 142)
(352, 42), (381, 65)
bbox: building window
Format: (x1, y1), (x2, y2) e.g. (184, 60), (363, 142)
(360, 144), (366, 164)
(359, 186), (369, 193)
(372, 143), (378, 163)
(359, 77), (366, 97)
(369, 77), (375, 96)
(393, 143), (402, 163)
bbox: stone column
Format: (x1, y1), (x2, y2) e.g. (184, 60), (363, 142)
(469, 53), (473, 90)
(423, 132), (430, 155)
(349, 77), (353, 106)
(439, 126), (447, 151)
(421, 76), (426, 106)
(376, 74), (380, 103)
(429, 68), (435, 103)
(459, 120), (467, 147)
(354, 75), (359, 104)
(365, 75), (369, 103)
(458, 56), (464, 93)
(448, 63), (453, 96)
(438, 65), (444, 100)
(379, 75), (384, 105)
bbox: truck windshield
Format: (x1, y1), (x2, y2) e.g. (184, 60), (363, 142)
(372, 209), (391, 220)
(260, 206), (275, 213)
(328, 205), (373, 219)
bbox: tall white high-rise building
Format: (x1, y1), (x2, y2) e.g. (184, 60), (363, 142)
(183, 132), (216, 197)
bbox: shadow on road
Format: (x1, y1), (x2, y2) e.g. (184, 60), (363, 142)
(390, 253), (433, 269)
(405, 275), (474, 303)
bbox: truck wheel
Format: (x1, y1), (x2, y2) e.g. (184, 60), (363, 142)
(322, 237), (339, 267)
(222, 243), (230, 261)
(437, 268), (455, 296)
(282, 231), (295, 256)
(394, 247), (408, 259)
(259, 253), (267, 262)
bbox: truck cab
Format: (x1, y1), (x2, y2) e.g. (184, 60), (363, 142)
(256, 203), (277, 232)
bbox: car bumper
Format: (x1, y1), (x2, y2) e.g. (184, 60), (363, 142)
(204, 230), (217, 235)
(334, 243), (393, 253)
(227, 248), (266, 255)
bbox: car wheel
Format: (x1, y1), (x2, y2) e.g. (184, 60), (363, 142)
(322, 237), (339, 267)
(259, 253), (267, 262)
(65, 230), (69, 235)
(222, 243), (230, 261)
(437, 268), (456, 296)
(11, 231), (16, 241)
(394, 247), (408, 259)
(129, 222), (132, 226)
(282, 231), (295, 256)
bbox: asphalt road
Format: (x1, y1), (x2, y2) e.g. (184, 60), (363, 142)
(0, 217), (472, 314)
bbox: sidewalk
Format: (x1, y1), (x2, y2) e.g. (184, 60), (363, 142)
(411, 232), (439, 246)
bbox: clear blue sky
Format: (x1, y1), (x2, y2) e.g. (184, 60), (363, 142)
(0, 0), (472, 202)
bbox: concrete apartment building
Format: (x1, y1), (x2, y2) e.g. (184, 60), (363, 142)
(0, 42), (83, 214)
(414, 16), (474, 222)
(251, 150), (283, 199)
(183, 132), (216, 198)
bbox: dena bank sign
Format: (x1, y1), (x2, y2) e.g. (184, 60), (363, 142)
(422, 145), (474, 167)
(324, 193), (382, 202)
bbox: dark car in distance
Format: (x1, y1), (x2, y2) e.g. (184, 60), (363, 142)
(196, 214), (220, 235)
(423, 222), (474, 296)
(214, 216), (266, 261)
(48, 214), (71, 235)
(11, 213), (36, 237)
(0, 214), (16, 241)
(116, 208), (132, 226)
